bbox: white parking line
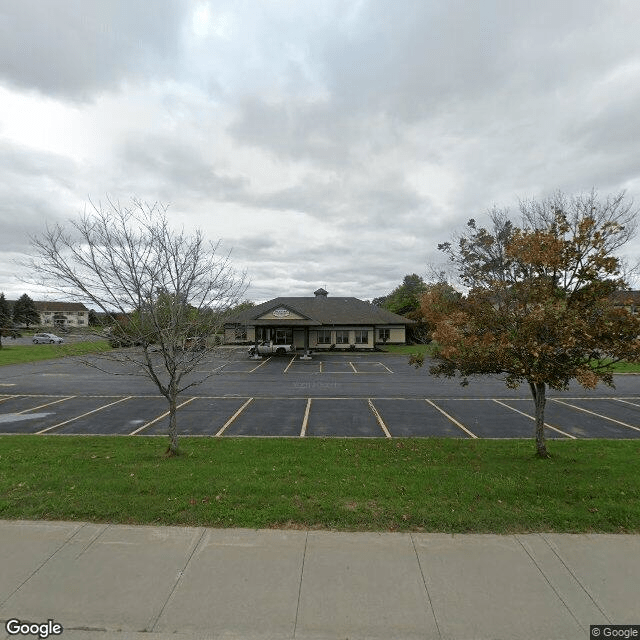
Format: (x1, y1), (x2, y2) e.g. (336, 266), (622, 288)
(38, 396), (133, 434)
(616, 398), (640, 408)
(552, 398), (640, 433)
(493, 400), (575, 439)
(425, 399), (478, 438)
(18, 396), (75, 414)
(249, 357), (272, 372)
(368, 399), (391, 438)
(300, 398), (312, 437)
(0, 394), (18, 403)
(283, 356), (296, 374)
(349, 361), (358, 373)
(129, 397), (196, 435)
(215, 398), (253, 436)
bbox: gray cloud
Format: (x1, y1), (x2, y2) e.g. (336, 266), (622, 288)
(2, 0), (640, 301)
(0, 0), (189, 100)
(0, 141), (80, 251)
(117, 134), (250, 201)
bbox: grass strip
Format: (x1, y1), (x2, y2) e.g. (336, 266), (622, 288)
(0, 341), (111, 366)
(1, 436), (638, 533)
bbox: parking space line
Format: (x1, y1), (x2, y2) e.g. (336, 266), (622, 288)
(368, 399), (391, 438)
(493, 400), (575, 439)
(348, 361), (357, 373)
(379, 362), (394, 373)
(18, 396), (75, 414)
(283, 356), (296, 374)
(319, 361), (323, 373)
(249, 357), (272, 372)
(0, 395), (19, 404)
(215, 398), (253, 436)
(300, 398), (311, 437)
(425, 399), (478, 438)
(616, 398), (640, 408)
(551, 398), (640, 433)
(129, 397), (197, 435)
(38, 396), (133, 434)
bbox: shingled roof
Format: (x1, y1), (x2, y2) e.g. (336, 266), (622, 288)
(6, 300), (88, 312)
(225, 295), (414, 326)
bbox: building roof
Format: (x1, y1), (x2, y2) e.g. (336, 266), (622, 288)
(34, 301), (89, 312)
(6, 300), (89, 312)
(226, 296), (414, 326)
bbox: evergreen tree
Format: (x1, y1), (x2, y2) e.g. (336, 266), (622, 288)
(0, 292), (12, 349)
(12, 294), (40, 328)
(0, 293), (11, 327)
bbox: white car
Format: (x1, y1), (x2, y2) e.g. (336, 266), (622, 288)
(33, 333), (64, 344)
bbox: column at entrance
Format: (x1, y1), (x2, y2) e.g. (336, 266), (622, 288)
(300, 326), (312, 359)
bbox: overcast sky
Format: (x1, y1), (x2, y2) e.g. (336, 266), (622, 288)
(1, 0), (640, 304)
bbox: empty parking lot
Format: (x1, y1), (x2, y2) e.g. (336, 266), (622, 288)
(0, 352), (638, 438)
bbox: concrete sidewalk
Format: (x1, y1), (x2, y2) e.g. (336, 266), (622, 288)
(0, 520), (638, 639)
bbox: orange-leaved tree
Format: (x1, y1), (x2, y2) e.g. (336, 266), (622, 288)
(412, 190), (640, 457)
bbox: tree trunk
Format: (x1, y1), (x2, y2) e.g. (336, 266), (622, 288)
(166, 391), (180, 456)
(529, 381), (549, 458)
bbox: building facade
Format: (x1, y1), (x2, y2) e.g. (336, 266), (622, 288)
(10, 301), (90, 327)
(224, 288), (413, 350)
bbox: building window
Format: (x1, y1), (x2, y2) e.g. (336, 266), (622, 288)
(355, 330), (368, 344)
(317, 330), (331, 344)
(235, 326), (247, 340)
(274, 328), (293, 344)
(256, 327), (268, 341)
(336, 330), (349, 344)
(77, 320), (85, 325)
(378, 328), (390, 341)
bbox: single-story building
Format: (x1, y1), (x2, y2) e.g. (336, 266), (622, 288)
(224, 288), (413, 351)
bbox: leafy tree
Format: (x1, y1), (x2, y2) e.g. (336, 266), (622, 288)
(371, 295), (388, 307)
(226, 299), (255, 315)
(29, 197), (246, 456)
(12, 293), (40, 328)
(376, 275), (433, 343)
(383, 274), (428, 315)
(411, 190), (640, 458)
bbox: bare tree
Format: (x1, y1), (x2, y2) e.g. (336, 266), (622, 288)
(29, 198), (247, 455)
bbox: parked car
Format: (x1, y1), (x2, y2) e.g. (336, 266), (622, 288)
(33, 333), (64, 344)
(248, 340), (296, 357)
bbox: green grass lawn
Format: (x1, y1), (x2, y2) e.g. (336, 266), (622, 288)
(383, 344), (640, 373)
(0, 341), (111, 366)
(608, 361), (640, 373)
(1, 436), (638, 533)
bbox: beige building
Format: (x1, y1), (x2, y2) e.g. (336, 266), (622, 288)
(224, 288), (413, 351)
(35, 302), (90, 327)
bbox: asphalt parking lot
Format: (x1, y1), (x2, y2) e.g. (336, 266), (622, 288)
(0, 351), (638, 438)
